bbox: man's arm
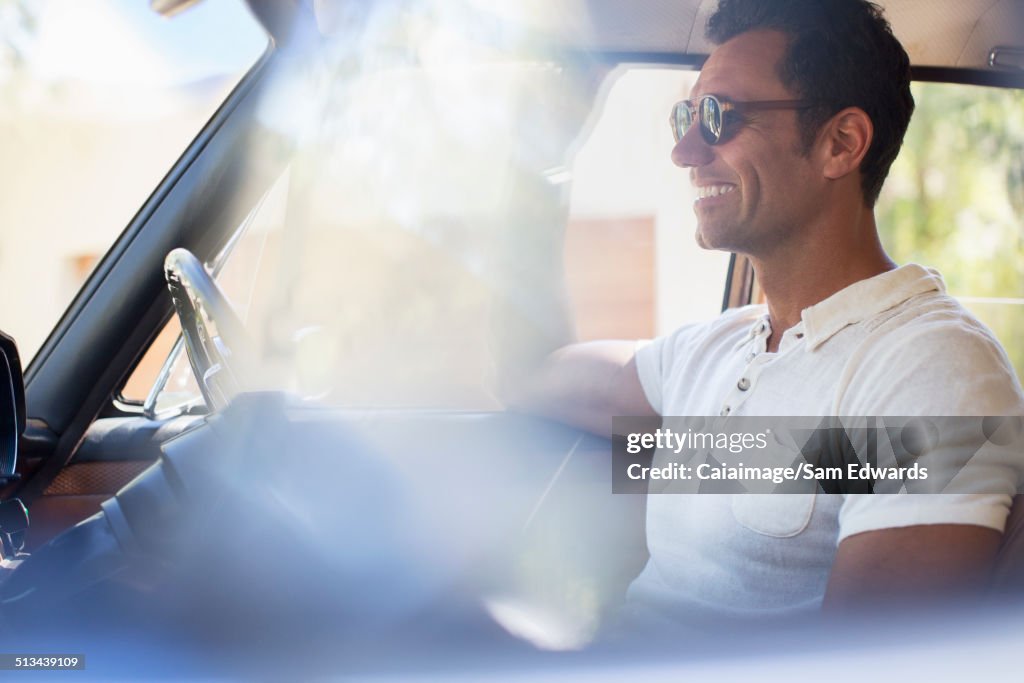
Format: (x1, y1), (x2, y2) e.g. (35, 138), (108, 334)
(825, 320), (1021, 612)
(823, 524), (1002, 612)
(499, 341), (657, 437)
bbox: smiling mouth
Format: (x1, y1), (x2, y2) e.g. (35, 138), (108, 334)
(695, 184), (736, 200)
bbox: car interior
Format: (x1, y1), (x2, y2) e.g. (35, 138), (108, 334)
(0, 0), (1023, 673)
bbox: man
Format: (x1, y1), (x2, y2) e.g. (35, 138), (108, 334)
(504, 0), (1024, 620)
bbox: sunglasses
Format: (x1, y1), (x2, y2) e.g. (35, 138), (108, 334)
(669, 95), (819, 145)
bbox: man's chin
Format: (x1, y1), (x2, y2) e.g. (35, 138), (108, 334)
(695, 225), (737, 252)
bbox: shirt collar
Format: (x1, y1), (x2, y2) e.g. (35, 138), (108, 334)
(800, 264), (945, 350)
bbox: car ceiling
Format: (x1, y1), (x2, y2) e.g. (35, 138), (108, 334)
(520, 0), (1024, 69)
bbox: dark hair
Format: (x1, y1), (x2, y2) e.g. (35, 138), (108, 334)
(706, 0), (914, 206)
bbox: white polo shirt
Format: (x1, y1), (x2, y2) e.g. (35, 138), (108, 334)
(628, 264), (1024, 621)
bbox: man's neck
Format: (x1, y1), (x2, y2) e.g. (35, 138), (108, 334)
(748, 210), (896, 353)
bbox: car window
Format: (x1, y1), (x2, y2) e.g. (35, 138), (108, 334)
(567, 68), (730, 339)
(123, 66), (730, 412)
(124, 71), (1024, 412)
(0, 0), (267, 364)
(875, 81), (1024, 383)
(121, 168), (292, 415)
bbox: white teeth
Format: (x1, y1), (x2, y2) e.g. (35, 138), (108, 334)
(697, 185), (735, 199)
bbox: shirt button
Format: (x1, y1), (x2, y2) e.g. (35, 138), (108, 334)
(737, 377), (751, 391)
(745, 351), (757, 363)
(720, 405), (732, 416)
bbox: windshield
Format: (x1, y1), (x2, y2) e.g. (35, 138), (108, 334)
(0, 0), (266, 362)
(182, 70), (1024, 408)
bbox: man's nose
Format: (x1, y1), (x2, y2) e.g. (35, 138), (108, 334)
(671, 125), (714, 168)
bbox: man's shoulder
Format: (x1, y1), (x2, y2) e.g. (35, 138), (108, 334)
(653, 304), (766, 352)
(699, 303), (768, 337)
(639, 304), (761, 346)
(867, 288), (1005, 353)
(845, 289), (1024, 415)
(720, 303), (769, 325)
(635, 304), (765, 379)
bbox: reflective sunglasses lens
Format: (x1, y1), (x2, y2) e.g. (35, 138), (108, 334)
(671, 102), (693, 143)
(700, 96), (723, 144)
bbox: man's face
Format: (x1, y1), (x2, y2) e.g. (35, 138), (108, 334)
(674, 29), (823, 254)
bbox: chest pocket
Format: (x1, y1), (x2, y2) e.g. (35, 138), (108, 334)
(732, 494), (816, 538)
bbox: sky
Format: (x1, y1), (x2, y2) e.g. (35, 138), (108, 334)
(13, 0), (266, 86)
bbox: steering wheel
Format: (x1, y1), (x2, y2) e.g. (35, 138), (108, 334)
(164, 248), (251, 412)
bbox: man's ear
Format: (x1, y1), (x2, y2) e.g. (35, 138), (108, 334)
(819, 107), (873, 181)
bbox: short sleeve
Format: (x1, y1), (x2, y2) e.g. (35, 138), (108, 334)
(838, 494), (1012, 542)
(836, 303), (1023, 541)
(634, 337), (667, 414)
(842, 305), (1024, 417)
